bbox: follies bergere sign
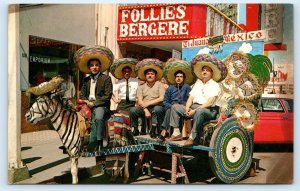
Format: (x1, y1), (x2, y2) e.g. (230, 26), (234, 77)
(117, 4), (207, 41)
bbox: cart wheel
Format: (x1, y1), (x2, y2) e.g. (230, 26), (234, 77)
(209, 117), (253, 184)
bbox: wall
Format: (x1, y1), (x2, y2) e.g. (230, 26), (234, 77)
(267, 4), (294, 94)
(96, 4), (120, 59)
(19, 4), (97, 91)
(18, 4), (120, 131)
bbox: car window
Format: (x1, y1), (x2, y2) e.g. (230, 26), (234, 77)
(261, 99), (284, 112)
(283, 99), (293, 112)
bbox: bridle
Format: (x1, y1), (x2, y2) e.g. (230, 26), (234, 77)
(27, 95), (58, 118)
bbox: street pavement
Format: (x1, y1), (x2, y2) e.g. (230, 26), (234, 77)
(18, 130), (100, 184)
(16, 130), (293, 184)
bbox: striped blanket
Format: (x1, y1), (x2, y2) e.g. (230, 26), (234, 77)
(106, 113), (131, 179)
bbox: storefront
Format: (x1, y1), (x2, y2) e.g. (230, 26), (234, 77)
(28, 35), (82, 86)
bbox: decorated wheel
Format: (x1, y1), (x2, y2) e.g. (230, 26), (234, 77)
(209, 117), (253, 184)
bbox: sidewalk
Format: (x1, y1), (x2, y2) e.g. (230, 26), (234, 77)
(17, 130), (102, 184)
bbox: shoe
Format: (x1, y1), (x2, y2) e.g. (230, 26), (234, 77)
(140, 131), (146, 135)
(183, 138), (194, 146)
(133, 128), (139, 136)
(167, 134), (182, 141)
(157, 130), (169, 142)
(150, 126), (157, 138)
(125, 129), (137, 145)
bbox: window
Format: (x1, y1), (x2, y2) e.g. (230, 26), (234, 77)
(261, 98), (284, 112)
(283, 99), (293, 112)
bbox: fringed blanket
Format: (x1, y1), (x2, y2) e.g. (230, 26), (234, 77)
(106, 113), (132, 179)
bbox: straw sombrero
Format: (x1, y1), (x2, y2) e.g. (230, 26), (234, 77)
(73, 45), (114, 74)
(110, 58), (138, 80)
(26, 76), (64, 96)
(191, 54), (227, 82)
(135, 58), (163, 81)
(163, 58), (195, 85)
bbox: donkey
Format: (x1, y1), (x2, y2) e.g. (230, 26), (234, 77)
(25, 92), (132, 183)
(25, 94), (83, 184)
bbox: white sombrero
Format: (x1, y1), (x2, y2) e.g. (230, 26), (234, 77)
(135, 58), (163, 81)
(110, 58), (138, 80)
(73, 45), (114, 74)
(163, 58), (195, 85)
(191, 54), (227, 82)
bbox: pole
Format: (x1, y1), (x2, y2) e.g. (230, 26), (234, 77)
(272, 58), (277, 94)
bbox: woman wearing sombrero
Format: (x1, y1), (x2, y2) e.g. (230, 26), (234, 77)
(158, 58), (194, 141)
(129, 58), (166, 138)
(167, 54), (227, 146)
(74, 45), (114, 153)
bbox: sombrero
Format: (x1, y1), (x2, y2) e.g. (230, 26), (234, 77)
(135, 58), (163, 81)
(110, 58), (138, 80)
(163, 58), (195, 85)
(73, 45), (114, 74)
(26, 76), (64, 96)
(191, 54), (227, 82)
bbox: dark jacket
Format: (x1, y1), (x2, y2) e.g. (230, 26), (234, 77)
(80, 73), (113, 109)
(163, 83), (191, 109)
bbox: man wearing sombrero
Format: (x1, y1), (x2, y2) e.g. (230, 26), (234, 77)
(168, 54), (227, 146)
(157, 58), (194, 141)
(129, 58), (166, 137)
(110, 58), (139, 114)
(74, 45), (114, 152)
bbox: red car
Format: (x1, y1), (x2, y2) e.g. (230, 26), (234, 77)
(254, 94), (294, 144)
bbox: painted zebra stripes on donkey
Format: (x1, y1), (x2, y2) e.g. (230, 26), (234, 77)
(25, 95), (82, 184)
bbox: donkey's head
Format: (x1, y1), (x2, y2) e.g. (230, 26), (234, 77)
(25, 95), (55, 124)
(25, 75), (65, 124)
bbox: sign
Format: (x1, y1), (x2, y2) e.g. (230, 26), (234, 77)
(272, 64), (293, 83)
(182, 30), (265, 48)
(29, 35), (65, 47)
(29, 55), (51, 63)
(117, 4), (207, 41)
(182, 30), (265, 62)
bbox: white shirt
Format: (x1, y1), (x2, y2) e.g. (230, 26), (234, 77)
(88, 73), (100, 101)
(189, 79), (221, 105)
(113, 77), (139, 101)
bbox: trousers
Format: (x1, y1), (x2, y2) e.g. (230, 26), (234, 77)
(129, 105), (165, 133)
(90, 106), (110, 142)
(169, 103), (218, 139)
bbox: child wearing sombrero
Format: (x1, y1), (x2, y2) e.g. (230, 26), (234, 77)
(129, 58), (166, 138)
(168, 54), (227, 146)
(74, 45), (114, 153)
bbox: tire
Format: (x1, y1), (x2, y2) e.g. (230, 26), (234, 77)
(209, 117), (253, 184)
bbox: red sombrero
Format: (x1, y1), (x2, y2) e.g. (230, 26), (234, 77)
(73, 45), (114, 74)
